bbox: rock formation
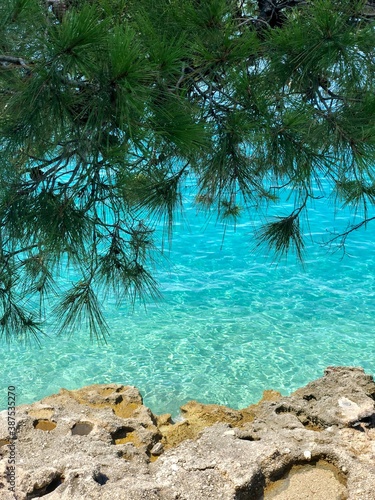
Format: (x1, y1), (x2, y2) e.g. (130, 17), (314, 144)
(0, 366), (374, 499)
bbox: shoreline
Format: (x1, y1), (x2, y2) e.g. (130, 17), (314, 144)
(1, 366), (375, 498)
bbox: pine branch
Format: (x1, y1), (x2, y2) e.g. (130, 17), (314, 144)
(326, 216), (375, 253)
(0, 55), (30, 68)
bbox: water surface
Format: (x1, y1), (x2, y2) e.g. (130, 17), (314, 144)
(1, 181), (374, 416)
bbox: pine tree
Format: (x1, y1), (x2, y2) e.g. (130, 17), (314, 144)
(1, 0), (375, 341)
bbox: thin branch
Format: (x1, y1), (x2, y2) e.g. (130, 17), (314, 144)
(0, 55), (30, 68)
(327, 216), (375, 248)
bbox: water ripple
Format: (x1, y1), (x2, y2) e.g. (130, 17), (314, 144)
(1, 187), (375, 417)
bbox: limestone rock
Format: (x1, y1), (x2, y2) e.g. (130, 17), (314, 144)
(0, 366), (374, 499)
(274, 366), (375, 429)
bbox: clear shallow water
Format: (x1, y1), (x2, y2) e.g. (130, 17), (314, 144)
(1, 181), (375, 417)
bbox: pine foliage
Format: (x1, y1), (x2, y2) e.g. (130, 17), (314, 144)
(1, 0), (375, 340)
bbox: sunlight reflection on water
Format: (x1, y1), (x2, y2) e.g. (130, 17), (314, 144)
(1, 179), (375, 416)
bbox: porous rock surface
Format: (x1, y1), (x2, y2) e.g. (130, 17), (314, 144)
(0, 366), (374, 499)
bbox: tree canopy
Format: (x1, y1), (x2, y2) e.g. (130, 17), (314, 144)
(1, 0), (375, 341)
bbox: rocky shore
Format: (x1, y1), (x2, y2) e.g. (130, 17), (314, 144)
(0, 366), (374, 499)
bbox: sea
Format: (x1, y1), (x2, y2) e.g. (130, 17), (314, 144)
(1, 177), (374, 417)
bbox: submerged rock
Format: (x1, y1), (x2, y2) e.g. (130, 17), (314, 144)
(0, 366), (374, 499)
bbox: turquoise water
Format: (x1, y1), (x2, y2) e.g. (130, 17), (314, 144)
(1, 180), (375, 417)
